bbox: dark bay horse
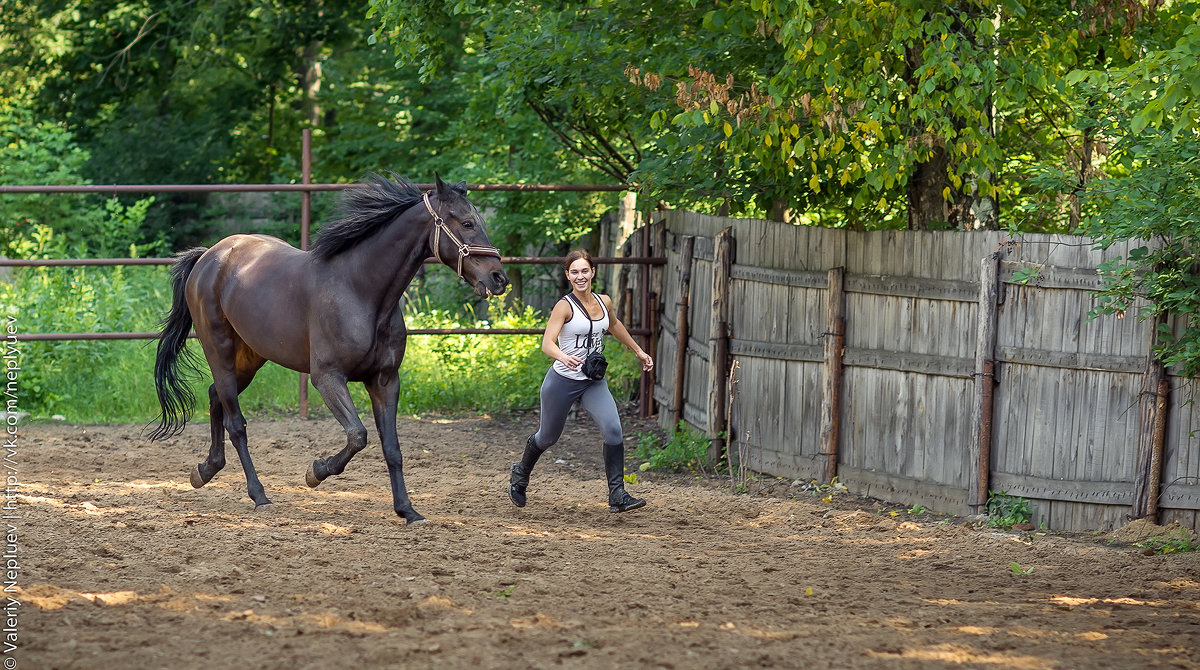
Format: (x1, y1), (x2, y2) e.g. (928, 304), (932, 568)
(150, 174), (509, 524)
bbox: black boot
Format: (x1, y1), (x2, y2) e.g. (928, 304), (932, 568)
(603, 442), (646, 513)
(509, 434), (544, 507)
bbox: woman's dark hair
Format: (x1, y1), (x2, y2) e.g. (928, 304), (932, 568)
(564, 249), (596, 273)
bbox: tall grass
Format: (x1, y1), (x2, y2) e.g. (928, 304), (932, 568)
(0, 263), (640, 424)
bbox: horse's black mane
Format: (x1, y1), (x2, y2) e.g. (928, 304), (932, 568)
(309, 173), (466, 260)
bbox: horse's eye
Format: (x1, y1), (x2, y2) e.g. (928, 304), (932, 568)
(461, 220), (475, 229)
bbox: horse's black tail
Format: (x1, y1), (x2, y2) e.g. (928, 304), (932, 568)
(149, 247), (207, 440)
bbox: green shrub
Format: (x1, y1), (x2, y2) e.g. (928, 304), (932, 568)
(395, 298), (547, 414)
(1134, 527), (1200, 554)
(0, 266), (643, 423)
(634, 421), (711, 472)
(985, 490), (1033, 529)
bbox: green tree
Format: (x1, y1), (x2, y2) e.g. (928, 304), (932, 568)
(368, 0), (1190, 231)
(1078, 6), (1200, 376)
(646, 1), (1180, 230)
(1, 1), (405, 247)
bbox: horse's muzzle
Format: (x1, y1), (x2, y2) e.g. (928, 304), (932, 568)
(476, 270), (509, 298)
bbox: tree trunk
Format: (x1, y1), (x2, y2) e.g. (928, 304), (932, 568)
(1070, 47), (1103, 230)
(769, 196), (789, 223)
(964, 174), (999, 230)
(905, 5), (998, 231)
(958, 6), (1000, 231)
(904, 40), (951, 231)
(301, 41), (323, 126)
(906, 147), (949, 230)
(504, 231), (524, 308)
(267, 84), (276, 148)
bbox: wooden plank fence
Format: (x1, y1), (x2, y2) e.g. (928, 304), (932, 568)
(634, 211), (1200, 532)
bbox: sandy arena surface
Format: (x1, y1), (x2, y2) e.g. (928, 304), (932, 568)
(13, 409), (1200, 669)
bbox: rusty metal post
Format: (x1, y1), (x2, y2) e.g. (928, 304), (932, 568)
(978, 359), (996, 508)
(299, 129), (312, 419)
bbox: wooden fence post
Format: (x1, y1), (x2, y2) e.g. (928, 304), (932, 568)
(1132, 314), (1170, 521)
(671, 236), (695, 428)
(706, 228), (733, 464)
(969, 252), (1002, 512)
(645, 223), (666, 417)
(820, 267), (846, 484)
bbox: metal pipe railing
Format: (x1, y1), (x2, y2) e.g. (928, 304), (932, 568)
(0, 256), (661, 341)
(0, 129), (659, 415)
(0, 183), (629, 194)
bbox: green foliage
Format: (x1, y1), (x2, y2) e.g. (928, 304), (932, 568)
(1009, 561), (1034, 575)
(395, 298), (547, 414)
(634, 421), (711, 472)
(1134, 527), (1200, 554)
(7, 0), (1198, 264)
(0, 267), (642, 423)
(366, 0), (1200, 232)
(13, 0), (1195, 242)
(1117, 19), (1200, 138)
(1075, 20), (1200, 376)
(0, 99), (163, 258)
(0, 257), (173, 418)
(985, 490), (1033, 529)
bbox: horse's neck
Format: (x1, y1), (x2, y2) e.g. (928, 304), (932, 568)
(333, 210), (430, 311)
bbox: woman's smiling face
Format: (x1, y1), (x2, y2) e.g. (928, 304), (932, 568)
(567, 258), (594, 291)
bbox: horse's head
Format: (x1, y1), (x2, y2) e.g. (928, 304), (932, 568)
(425, 174), (510, 298)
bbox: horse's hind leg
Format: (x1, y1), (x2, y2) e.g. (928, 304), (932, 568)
(190, 353), (263, 489)
(225, 353), (269, 507)
(197, 334), (270, 507)
(190, 384), (228, 488)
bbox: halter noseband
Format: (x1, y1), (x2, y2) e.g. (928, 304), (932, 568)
(423, 191), (502, 281)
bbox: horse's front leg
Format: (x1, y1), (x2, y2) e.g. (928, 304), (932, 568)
(305, 372), (369, 487)
(365, 371), (425, 524)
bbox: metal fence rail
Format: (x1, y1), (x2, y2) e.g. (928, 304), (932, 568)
(0, 256), (662, 341)
(0, 130), (662, 415)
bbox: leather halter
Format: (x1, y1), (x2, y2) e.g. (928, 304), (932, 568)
(423, 191), (502, 281)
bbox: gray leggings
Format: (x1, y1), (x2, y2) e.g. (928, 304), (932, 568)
(533, 368), (624, 448)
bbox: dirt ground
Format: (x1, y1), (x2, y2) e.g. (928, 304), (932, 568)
(13, 407), (1200, 669)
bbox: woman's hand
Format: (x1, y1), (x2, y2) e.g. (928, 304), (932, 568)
(559, 353), (584, 371)
(636, 351), (654, 372)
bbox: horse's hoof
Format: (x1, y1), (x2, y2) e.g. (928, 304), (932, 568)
(401, 509), (428, 525)
(190, 464), (206, 489)
(305, 461), (322, 488)
(254, 502), (274, 512)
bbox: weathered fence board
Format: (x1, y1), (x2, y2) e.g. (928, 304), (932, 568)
(636, 212), (1198, 532)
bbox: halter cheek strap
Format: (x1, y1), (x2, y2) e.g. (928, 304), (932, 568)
(423, 191), (502, 281)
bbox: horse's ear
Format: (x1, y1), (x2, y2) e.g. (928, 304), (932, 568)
(434, 172), (448, 196)
(454, 180), (468, 194)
